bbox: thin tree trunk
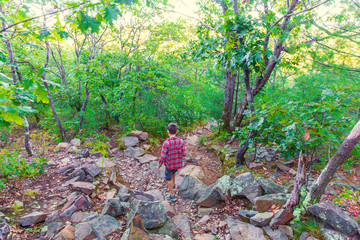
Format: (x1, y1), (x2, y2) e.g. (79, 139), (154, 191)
(22, 116), (33, 156)
(78, 80), (90, 135)
(43, 80), (67, 141)
(233, 71), (240, 118)
(235, 68), (255, 166)
(307, 119), (360, 202)
(271, 152), (306, 228)
(221, 70), (237, 131)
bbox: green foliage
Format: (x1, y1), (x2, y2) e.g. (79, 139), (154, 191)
(0, 150), (48, 188)
(233, 72), (359, 162)
(292, 217), (325, 240)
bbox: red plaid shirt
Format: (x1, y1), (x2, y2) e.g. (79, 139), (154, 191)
(159, 137), (186, 170)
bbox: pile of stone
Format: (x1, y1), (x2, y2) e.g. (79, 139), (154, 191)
(122, 131), (158, 164)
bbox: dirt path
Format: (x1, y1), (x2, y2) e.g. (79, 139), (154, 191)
(1, 125), (244, 239)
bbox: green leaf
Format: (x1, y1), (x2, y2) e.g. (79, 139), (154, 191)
(104, 4), (121, 25)
(115, 0), (135, 5)
(33, 87), (49, 104)
(38, 29), (51, 41)
(0, 112), (24, 125)
(77, 11), (101, 33)
(55, 29), (69, 39)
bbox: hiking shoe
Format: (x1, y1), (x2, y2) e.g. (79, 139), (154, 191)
(165, 194), (176, 201)
(173, 184), (176, 190)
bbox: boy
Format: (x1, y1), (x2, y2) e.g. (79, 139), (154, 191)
(157, 123), (186, 201)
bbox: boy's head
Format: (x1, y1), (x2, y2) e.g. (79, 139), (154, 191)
(167, 123), (178, 135)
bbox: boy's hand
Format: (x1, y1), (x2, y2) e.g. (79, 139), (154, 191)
(157, 166), (160, 172)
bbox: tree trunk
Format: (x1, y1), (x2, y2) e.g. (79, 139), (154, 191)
(233, 72), (240, 118)
(307, 119), (360, 202)
(78, 80), (90, 135)
(21, 116), (33, 156)
(221, 70), (237, 131)
(43, 80), (67, 141)
(235, 68), (255, 166)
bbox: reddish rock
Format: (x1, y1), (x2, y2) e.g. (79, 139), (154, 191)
(70, 182), (95, 195)
(161, 201), (175, 217)
(54, 225), (75, 240)
(19, 211), (47, 227)
(270, 209), (294, 229)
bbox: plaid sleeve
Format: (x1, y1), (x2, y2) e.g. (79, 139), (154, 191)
(159, 141), (168, 166)
(181, 141), (187, 157)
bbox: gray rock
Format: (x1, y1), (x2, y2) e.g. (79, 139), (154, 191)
(71, 212), (98, 223)
(263, 226), (288, 240)
(149, 234), (174, 240)
(308, 201), (360, 236)
(134, 191), (156, 201)
(124, 147), (145, 158)
(57, 165), (75, 174)
(60, 205), (77, 218)
(150, 161), (165, 179)
(95, 158), (116, 168)
(70, 138), (81, 147)
(118, 183), (134, 202)
(101, 198), (129, 217)
(83, 214), (122, 238)
(45, 210), (59, 223)
(172, 214), (193, 239)
(239, 180), (264, 204)
(130, 130), (149, 141)
(19, 211), (47, 227)
(250, 212), (274, 227)
(178, 175), (207, 201)
(0, 217), (10, 240)
(197, 208), (214, 216)
(67, 168), (86, 181)
(137, 154), (157, 164)
(238, 210), (258, 221)
(90, 151), (102, 158)
(148, 219), (179, 239)
(254, 193), (290, 212)
(78, 147), (91, 158)
(75, 222), (95, 240)
(321, 228), (345, 240)
(70, 181), (95, 195)
(45, 222), (65, 239)
(128, 199), (167, 229)
(257, 178), (289, 194)
(255, 146), (275, 162)
(122, 136), (139, 148)
(213, 175), (232, 195)
(81, 163), (102, 178)
(196, 186), (225, 207)
(229, 172), (254, 197)
(145, 190), (164, 201)
(227, 216), (266, 240)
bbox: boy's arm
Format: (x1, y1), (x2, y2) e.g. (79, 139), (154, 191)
(158, 141), (168, 169)
(182, 141), (187, 157)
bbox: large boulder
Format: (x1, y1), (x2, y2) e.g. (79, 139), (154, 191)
(19, 211), (47, 227)
(263, 226), (288, 240)
(102, 198), (129, 217)
(148, 219), (179, 239)
(136, 154), (157, 164)
(196, 186), (225, 207)
(172, 214), (193, 239)
(70, 138), (81, 147)
(122, 136), (139, 148)
(128, 199), (167, 229)
(125, 147), (145, 159)
(227, 216), (267, 240)
(178, 165), (205, 180)
(130, 130), (149, 141)
(321, 227), (346, 240)
(254, 193), (290, 212)
(229, 172), (254, 197)
(81, 164), (102, 178)
(178, 175), (207, 201)
(70, 182), (95, 195)
(81, 214), (122, 238)
(257, 178), (289, 194)
(250, 212), (274, 227)
(213, 175), (233, 195)
(308, 201), (360, 237)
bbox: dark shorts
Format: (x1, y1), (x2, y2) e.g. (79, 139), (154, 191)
(165, 168), (178, 181)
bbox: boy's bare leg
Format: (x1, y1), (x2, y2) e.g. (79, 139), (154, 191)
(172, 173), (176, 189)
(168, 181), (174, 196)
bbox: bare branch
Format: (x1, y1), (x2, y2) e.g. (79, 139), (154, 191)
(0, 1), (88, 33)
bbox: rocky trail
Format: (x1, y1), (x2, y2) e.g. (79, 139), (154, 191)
(1, 124), (360, 240)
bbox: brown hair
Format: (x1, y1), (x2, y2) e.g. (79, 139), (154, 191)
(167, 123), (177, 135)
